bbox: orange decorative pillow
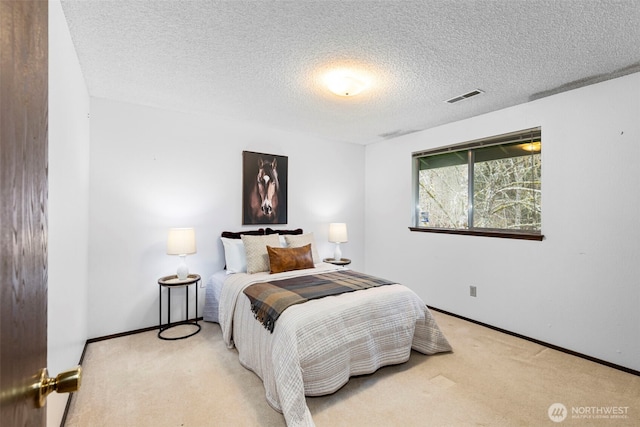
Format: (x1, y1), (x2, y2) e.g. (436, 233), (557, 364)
(267, 244), (314, 274)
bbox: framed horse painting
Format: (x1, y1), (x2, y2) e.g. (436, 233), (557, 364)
(242, 151), (288, 225)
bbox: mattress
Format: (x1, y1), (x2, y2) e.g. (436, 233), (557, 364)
(203, 270), (227, 323)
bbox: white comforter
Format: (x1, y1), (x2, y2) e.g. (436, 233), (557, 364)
(219, 263), (451, 427)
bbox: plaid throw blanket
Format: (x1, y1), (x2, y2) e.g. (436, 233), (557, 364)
(243, 270), (395, 332)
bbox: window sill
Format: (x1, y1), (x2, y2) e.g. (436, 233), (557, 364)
(408, 227), (544, 241)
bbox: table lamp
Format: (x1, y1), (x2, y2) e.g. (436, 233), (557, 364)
(167, 227), (196, 280)
(328, 223), (348, 261)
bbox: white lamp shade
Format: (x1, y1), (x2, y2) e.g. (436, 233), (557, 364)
(328, 223), (348, 243)
(167, 228), (197, 255)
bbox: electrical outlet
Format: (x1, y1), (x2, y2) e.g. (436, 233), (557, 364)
(470, 285), (477, 297)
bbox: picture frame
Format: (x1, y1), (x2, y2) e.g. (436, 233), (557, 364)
(242, 151), (288, 225)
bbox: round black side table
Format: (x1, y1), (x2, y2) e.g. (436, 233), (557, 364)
(158, 274), (201, 340)
(323, 258), (352, 266)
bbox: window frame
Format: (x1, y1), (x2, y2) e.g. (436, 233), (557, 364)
(410, 127), (544, 241)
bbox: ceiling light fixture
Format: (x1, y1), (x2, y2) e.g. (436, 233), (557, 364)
(324, 69), (370, 97)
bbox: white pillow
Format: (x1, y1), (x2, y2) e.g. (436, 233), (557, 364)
(241, 234), (281, 274)
(284, 233), (320, 264)
(221, 237), (247, 274)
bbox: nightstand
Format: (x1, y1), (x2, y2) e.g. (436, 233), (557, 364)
(158, 273), (201, 340)
(323, 258), (351, 266)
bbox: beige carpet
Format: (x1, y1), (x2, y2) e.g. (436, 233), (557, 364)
(64, 311), (639, 426)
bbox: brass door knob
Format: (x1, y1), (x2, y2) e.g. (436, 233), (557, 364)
(34, 366), (82, 407)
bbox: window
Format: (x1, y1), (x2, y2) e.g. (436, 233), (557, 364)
(412, 128), (542, 240)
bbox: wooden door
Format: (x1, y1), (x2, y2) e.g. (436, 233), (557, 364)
(0, 1), (49, 426)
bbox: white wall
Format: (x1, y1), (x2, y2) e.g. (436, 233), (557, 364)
(87, 98), (365, 338)
(48, 0), (91, 425)
(365, 72), (640, 371)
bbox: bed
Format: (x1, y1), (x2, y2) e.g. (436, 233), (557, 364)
(205, 229), (451, 427)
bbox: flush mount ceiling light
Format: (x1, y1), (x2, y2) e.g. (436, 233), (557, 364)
(323, 69), (371, 97)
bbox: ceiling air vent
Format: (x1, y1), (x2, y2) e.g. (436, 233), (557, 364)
(445, 89), (484, 104)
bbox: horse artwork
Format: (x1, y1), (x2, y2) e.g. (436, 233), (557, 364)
(242, 151), (288, 225)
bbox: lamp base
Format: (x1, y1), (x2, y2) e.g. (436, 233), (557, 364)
(333, 243), (342, 261)
(176, 255), (189, 280)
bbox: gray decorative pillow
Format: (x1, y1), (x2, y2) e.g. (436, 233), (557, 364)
(284, 233), (320, 264)
(241, 234), (281, 274)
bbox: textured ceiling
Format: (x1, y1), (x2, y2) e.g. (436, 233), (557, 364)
(60, 0), (640, 145)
